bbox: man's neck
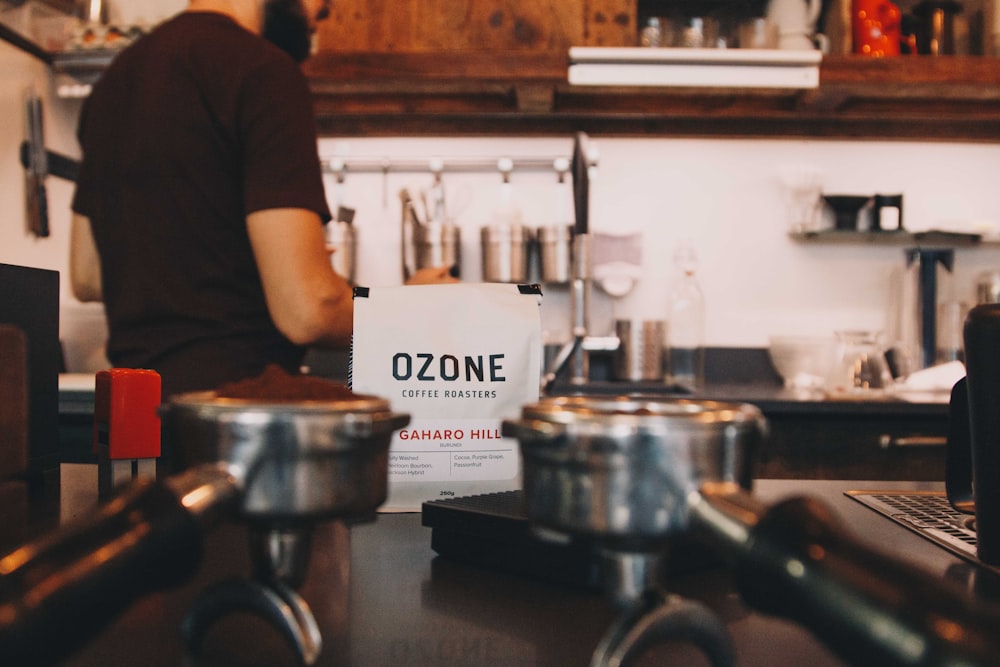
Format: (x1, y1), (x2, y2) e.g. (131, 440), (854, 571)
(186, 0), (262, 35)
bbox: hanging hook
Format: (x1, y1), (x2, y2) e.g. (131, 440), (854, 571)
(553, 156), (570, 184)
(428, 157), (444, 183)
(498, 157), (514, 184)
(329, 157), (347, 185)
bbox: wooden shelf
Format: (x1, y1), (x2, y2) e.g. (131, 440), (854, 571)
(789, 230), (991, 247)
(305, 54), (1000, 140)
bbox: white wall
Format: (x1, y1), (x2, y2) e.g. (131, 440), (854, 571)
(2, 1), (999, 371)
(320, 136), (1000, 349)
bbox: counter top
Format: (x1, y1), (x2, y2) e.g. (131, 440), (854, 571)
(60, 371), (952, 420)
(550, 380), (951, 417)
(43, 465), (996, 666)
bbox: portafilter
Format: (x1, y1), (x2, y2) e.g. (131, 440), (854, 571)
(503, 395), (1000, 667)
(0, 392), (409, 666)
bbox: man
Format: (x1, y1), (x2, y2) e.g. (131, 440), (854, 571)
(70, 0), (452, 399)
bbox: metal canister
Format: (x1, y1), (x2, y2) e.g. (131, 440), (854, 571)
(414, 221), (461, 278)
(481, 224), (533, 283)
(613, 319), (665, 382)
(538, 225), (573, 284)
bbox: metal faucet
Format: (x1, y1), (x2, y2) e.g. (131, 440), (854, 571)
(541, 132), (618, 393)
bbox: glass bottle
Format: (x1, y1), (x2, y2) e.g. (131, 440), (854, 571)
(666, 242), (705, 391)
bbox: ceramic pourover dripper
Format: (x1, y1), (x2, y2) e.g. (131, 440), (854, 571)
(823, 194), (871, 231)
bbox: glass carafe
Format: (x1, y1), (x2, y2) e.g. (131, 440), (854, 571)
(830, 330), (894, 397)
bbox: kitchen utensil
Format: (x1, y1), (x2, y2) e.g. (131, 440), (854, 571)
(22, 92), (48, 237)
(852, 0), (904, 55)
(767, 0), (823, 49)
(887, 248), (956, 378)
(567, 133), (592, 384)
(767, 335), (835, 391)
(327, 206), (356, 283)
(872, 193), (904, 231)
(823, 194), (871, 231)
(913, 0), (961, 54)
(936, 300), (967, 363)
(907, 248), (955, 369)
(778, 164), (824, 232)
(503, 395), (1000, 667)
(613, 319), (665, 382)
(738, 17), (780, 48)
(677, 16), (721, 48)
(948, 304), (1000, 565)
(571, 132), (589, 237)
(591, 231), (643, 297)
(400, 188), (461, 281)
(0, 392), (409, 666)
(975, 269), (1000, 304)
(538, 224), (573, 284)
(829, 329), (894, 396)
(480, 224), (533, 283)
(506, 395), (756, 665)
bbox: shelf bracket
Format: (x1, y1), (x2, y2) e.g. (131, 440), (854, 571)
(514, 82), (555, 113)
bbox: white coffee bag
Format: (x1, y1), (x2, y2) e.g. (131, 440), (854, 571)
(351, 283), (542, 511)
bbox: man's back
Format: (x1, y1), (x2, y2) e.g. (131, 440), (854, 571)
(72, 11), (332, 397)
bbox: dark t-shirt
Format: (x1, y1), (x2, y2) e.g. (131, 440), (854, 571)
(72, 11), (332, 398)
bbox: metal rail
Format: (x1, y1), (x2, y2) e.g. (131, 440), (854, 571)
(319, 155), (600, 180)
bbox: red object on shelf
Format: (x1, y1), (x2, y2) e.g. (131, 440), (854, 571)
(93, 368), (161, 460)
(852, 0), (903, 56)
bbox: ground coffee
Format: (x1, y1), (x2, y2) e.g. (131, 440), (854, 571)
(214, 364), (361, 401)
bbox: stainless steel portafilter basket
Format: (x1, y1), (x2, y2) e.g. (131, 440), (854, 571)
(164, 391), (407, 521)
(504, 395), (761, 550)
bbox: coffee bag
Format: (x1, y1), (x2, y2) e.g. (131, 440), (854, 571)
(351, 283), (542, 510)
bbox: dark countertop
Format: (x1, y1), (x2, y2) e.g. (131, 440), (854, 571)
(548, 380), (951, 418)
(42, 465), (997, 666)
(59, 377), (951, 420)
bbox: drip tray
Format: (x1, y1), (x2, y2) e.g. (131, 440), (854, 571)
(845, 489), (997, 571)
(422, 490), (722, 589)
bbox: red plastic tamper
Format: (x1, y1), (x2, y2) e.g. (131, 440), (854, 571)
(93, 368), (161, 497)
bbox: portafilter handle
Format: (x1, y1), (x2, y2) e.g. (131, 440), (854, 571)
(591, 589), (735, 667)
(690, 485), (1000, 667)
(0, 464), (241, 666)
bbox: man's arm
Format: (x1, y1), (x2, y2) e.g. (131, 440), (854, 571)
(69, 213), (103, 302)
(247, 208), (354, 348)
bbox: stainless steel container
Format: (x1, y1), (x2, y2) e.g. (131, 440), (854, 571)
(502, 395), (763, 547)
(400, 188), (462, 280)
(327, 221), (356, 282)
(413, 221), (461, 278)
(614, 319), (666, 382)
(538, 224), (573, 284)
(481, 224), (533, 283)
